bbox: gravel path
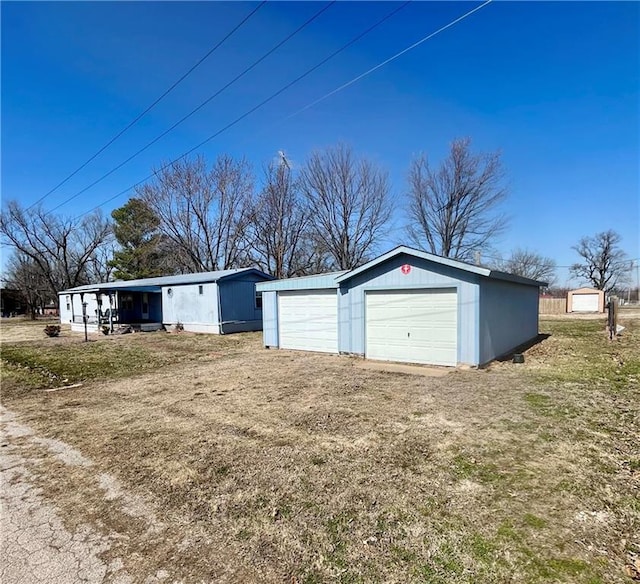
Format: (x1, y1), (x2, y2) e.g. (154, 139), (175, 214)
(0, 407), (146, 584)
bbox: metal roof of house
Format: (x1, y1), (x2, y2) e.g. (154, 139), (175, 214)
(257, 246), (547, 292)
(59, 268), (273, 295)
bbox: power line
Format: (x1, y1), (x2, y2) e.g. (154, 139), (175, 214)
(49, 1), (337, 214)
(285, 0), (493, 120)
(27, 1), (267, 211)
(73, 0), (416, 219)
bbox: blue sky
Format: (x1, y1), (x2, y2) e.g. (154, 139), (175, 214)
(2, 1), (639, 286)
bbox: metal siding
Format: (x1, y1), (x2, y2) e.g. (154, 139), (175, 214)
(149, 293), (163, 321)
(162, 283), (219, 327)
(218, 276), (265, 326)
(339, 253), (480, 365)
(479, 278), (539, 364)
(262, 291), (278, 346)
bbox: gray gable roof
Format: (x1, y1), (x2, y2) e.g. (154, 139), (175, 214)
(60, 268), (273, 294)
(335, 246), (548, 287)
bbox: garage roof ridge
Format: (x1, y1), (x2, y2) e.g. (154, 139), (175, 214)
(335, 246), (547, 287)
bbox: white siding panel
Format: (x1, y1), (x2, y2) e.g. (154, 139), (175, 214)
(278, 290), (338, 353)
(366, 289), (457, 366)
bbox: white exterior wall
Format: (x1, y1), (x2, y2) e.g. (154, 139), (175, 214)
(58, 292), (111, 324)
(162, 283), (220, 333)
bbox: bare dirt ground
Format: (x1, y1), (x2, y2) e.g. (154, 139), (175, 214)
(1, 316), (638, 583)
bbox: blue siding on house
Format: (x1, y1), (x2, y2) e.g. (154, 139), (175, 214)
(218, 275), (266, 331)
(148, 293), (162, 321)
(339, 253), (480, 365)
(262, 291), (278, 347)
(478, 278), (540, 365)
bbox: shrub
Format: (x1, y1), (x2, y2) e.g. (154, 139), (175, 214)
(44, 325), (61, 337)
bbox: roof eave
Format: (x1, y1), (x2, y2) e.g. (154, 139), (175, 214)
(335, 245), (490, 283)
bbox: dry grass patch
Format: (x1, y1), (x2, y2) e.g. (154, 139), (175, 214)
(1, 318), (638, 583)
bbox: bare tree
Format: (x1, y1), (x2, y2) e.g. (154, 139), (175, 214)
(570, 230), (630, 292)
(407, 137), (508, 261)
(299, 144), (391, 270)
(249, 162), (310, 278)
(138, 155), (254, 272)
(495, 248), (557, 285)
(5, 254), (50, 319)
(0, 201), (112, 297)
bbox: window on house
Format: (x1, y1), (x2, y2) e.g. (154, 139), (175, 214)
(120, 294), (134, 310)
(198, 285), (204, 295)
(255, 291), (263, 310)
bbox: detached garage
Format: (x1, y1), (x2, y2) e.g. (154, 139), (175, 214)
(257, 246), (546, 367)
(567, 287), (605, 313)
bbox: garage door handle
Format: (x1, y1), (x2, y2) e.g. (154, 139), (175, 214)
(407, 332), (410, 338)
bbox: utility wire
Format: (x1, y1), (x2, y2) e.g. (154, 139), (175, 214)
(50, 1), (336, 214)
(27, 1), (267, 210)
(73, 0), (415, 219)
(285, 0), (493, 120)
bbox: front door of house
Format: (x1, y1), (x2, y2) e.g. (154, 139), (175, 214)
(142, 293), (149, 320)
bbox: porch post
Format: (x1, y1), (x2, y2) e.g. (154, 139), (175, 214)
(70, 293), (76, 324)
(80, 292), (88, 342)
(109, 293), (115, 333)
(96, 292), (102, 327)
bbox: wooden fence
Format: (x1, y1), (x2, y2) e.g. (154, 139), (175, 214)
(539, 297), (566, 315)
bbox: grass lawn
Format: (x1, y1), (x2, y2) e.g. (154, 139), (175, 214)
(1, 315), (639, 583)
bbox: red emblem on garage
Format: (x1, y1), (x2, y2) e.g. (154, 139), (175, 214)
(401, 264), (411, 275)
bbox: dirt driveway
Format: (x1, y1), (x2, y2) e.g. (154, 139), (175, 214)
(1, 319), (638, 583)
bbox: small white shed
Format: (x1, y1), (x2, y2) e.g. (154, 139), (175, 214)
(567, 288), (605, 313)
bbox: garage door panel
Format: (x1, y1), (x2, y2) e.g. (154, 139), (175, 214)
(278, 290), (338, 353)
(366, 289), (457, 366)
(572, 294), (599, 312)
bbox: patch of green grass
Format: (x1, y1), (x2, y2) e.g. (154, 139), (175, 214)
(414, 543), (465, 583)
(523, 513), (547, 529)
(532, 319), (640, 391)
(469, 533), (498, 561)
(0, 332), (250, 393)
(524, 392), (552, 410)
(1, 341), (166, 390)
(451, 453), (502, 484)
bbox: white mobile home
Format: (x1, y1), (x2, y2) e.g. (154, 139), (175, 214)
(59, 268), (273, 334)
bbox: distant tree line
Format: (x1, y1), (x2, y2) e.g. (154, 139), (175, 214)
(0, 138), (634, 316)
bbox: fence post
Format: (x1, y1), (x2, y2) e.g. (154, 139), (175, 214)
(607, 296), (618, 341)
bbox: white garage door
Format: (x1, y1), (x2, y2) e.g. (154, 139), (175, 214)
(572, 293), (599, 312)
(278, 290), (338, 353)
(366, 289), (458, 366)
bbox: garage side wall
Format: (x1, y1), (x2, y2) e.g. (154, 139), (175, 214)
(339, 254), (480, 365)
(162, 283), (220, 333)
(479, 279), (539, 365)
